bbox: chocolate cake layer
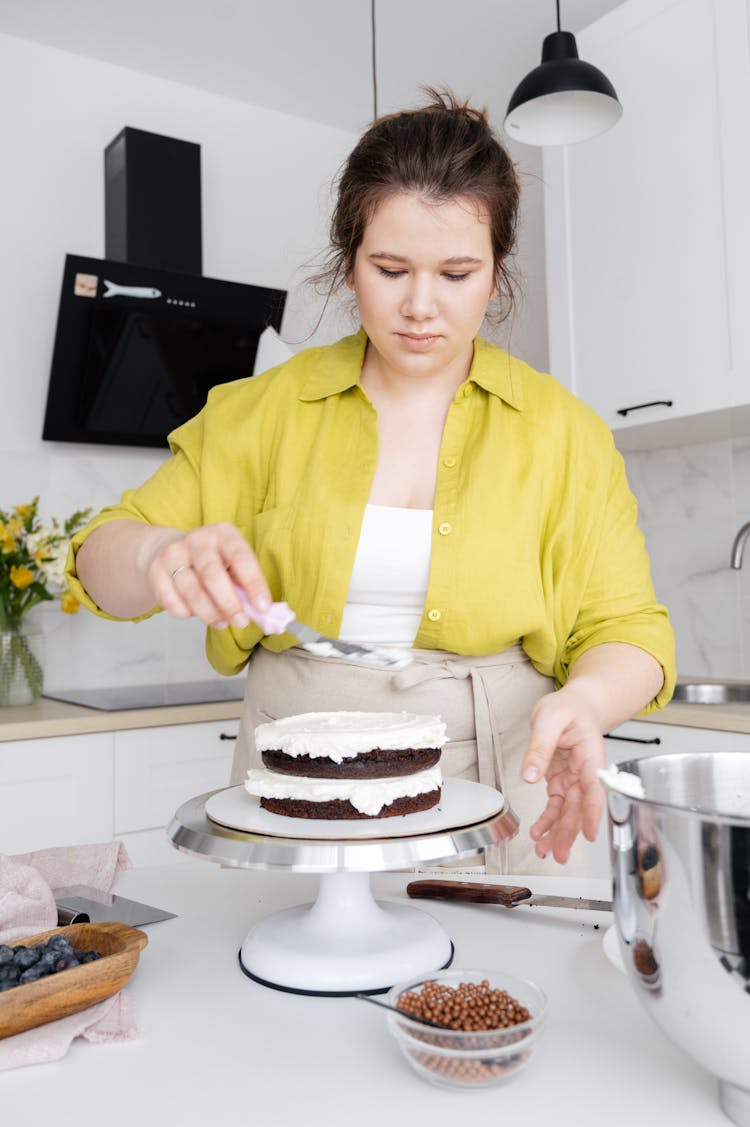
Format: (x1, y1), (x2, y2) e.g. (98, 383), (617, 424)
(260, 787), (441, 820)
(261, 746), (441, 779)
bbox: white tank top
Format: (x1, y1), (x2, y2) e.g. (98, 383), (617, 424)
(339, 505), (433, 648)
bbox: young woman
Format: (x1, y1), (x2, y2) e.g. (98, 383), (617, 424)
(68, 91), (674, 874)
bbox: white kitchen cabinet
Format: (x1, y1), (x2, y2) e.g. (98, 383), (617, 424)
(544, 0), (750, 444)
(606, 719), (750, 759)
(0, 731), (114, 854)
(114, 718), (239, 865)
(0, 717), (239, 862)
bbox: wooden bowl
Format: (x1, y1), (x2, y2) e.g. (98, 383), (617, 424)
(0, 921), (148, 1039)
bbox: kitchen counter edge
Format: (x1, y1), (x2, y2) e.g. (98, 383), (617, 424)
(0, 696), (243, 742)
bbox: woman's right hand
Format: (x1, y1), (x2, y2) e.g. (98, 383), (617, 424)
(142, 522), (272, 630)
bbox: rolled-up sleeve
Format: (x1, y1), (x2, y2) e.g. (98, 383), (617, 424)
(65, 415), (205, 620)
(556, 446), (675, 713)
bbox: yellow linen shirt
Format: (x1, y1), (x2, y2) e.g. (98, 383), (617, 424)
(66, 329), (675, 711)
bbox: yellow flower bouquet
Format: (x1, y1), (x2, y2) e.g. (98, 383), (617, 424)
(0, 497), (90, 705)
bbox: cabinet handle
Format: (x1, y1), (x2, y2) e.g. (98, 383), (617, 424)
(604, 733), (661, 745)
(219, 732), (237, 741)
(616, 400), (673, 417)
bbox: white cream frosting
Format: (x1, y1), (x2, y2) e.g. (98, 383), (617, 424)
(245, 764), (443, 816)
(598, 764), (646, 799)
(254, 710), (447, 762)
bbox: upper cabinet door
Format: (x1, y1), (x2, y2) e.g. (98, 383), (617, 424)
(543, 0), (750, 438)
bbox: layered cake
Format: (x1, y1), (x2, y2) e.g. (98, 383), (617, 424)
(245, 711), (446, 820)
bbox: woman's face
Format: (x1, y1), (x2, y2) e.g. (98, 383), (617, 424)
(349, 191), (498, 382)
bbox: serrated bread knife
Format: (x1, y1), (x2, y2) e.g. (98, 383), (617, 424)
(406, 880), (613, 912)
(233, 586), (411, 671)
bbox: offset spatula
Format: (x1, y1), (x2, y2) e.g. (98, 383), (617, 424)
(233, 586), (411, 671)
(407, 880), (612, 912)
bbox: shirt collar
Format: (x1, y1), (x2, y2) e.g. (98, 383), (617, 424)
(299, 330), (368, 400)
(299, 327), (523, 410)
(469, 336), (523, 410)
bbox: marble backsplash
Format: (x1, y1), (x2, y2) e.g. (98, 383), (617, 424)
(622, 436), (750, 680)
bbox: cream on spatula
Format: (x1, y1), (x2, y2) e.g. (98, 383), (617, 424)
(232, 585), (411, 671)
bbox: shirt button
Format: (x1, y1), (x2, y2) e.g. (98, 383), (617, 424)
(443, 456), (457, 468)
(463, 385), (473, 397)
(438, 522), (452, 535)
(427, 608), (441, 622)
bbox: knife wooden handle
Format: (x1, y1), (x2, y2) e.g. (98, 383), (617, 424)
(406, 880), (533, 906)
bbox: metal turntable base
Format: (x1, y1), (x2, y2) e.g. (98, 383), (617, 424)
(167, 779), (518, 995)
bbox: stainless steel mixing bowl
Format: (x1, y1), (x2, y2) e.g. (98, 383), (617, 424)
(602, 752), (750, 1127)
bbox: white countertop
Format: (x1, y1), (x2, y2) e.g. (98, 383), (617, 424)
(646, 699), (750, 734)
(2, 861), (728, 1127)
(0, 695), (243, 742)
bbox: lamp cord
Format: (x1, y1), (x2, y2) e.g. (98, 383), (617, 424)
(556, 0), (561, 31)
(371, 0), (379, 120)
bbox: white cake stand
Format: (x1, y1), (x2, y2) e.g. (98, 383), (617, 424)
(167, 779), (518, 996)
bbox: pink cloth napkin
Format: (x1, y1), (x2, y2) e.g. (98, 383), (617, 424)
(0, 842), (139, 1069)
(12, 840), (132, 897)
(0, 992), (138, 1071)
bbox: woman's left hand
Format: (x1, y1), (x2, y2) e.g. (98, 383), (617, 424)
(520, 685), (606, 864)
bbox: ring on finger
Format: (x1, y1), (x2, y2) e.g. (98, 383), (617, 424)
(170, 564), (192, 581)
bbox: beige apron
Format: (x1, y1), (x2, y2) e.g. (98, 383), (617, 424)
(231, 645), (594, 876)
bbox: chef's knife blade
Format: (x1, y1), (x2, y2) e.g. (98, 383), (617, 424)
(54, 885), (177, 927)
(406, 879), (612, 912)
(234, 586), (410, 670)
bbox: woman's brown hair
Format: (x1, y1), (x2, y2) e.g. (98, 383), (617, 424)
(315, 88), (521, 324)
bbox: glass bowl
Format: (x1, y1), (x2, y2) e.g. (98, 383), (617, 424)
(385, 968), (547, 1090)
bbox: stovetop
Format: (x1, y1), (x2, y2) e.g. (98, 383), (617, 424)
(43, 679), (246, 711)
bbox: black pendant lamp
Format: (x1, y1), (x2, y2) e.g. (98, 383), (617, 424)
(504, 1), (622, 146)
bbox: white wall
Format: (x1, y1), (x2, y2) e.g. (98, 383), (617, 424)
(495, 147), (548, 374)
(0, 32), (355, 692)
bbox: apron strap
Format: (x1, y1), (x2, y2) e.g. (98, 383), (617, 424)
(392, 646), (527, 791)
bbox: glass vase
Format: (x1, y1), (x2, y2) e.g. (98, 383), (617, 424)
(0, 625), (44, 707)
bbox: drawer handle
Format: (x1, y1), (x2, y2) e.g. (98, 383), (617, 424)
(604, 733), (661, 745)
(219, 732), (237, 741)
(616, 400), (673, 418)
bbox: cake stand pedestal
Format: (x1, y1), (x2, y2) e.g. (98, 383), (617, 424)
(167, 779), (518, 996)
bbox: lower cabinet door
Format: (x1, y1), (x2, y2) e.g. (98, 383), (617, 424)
(0, 732), (114, 854)
(114, 720), (239, 840)
(606, 720), (750, 759)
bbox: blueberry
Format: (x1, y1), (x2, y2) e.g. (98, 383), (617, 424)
(54, 955), (81, 972)
(19, 964), (51, 985)
(0, 946), (14, 966)
(46, 935), (73, 952)
(13, 946), (41, 969)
